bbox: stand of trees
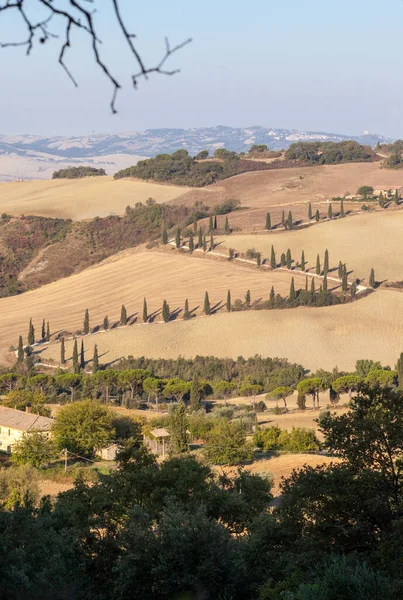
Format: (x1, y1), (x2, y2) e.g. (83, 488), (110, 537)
(52, 166), (106, 179)
(285, 140), (378, 165)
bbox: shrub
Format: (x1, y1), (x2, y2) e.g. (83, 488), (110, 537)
(253, 426), (320, 452)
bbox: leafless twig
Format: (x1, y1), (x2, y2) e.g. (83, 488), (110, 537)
(0, 0), (192, 113)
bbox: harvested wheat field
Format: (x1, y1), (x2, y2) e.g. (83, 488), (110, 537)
(40, 290), (403, 372)
(0, 247), (296, 363)
(175, 161), (403, 231)
(218, 210), (403, 283)
(0, 176), (187, 220)
(242, 454), (341, 497)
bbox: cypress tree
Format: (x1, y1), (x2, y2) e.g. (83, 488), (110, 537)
(308, 202), (312, 220)
(209, 215), (213, 232)
(256, 252), (261, 267)
(17, 336), (24, 364)
(396, 353), (403, 389)
(189, 374), (201, 412)
(328, 203), (333, 219)
(379, 191), (385, 208)
(270, 245), (276, 269)
(193, 214), (198, 232)
(103, 315), (109, 330)
(287, 211), (293, 230)
(342, 271), (348, 292)
(340, 198), (345, 217)
(188, 232), (194, 252)
(280, 252), (286, 267)
(92, 344), (99, 374)
(25, 346), (34, 372)
(323, 249), (329, 275)
(183, 298), (191, 320)
(213, 214), (217, 230)
(338, 261), (343, 279)
(83, 309), (90, 335)
(228, 248), (234, 261)
(265, 212), (271, 230)
(198, 227), (203, 248)
(310, 277), (315, 295)
(204, 291), (211, 315)
(281, 210), (285, 227)
(224, 216), (230, 234)
(175, 228), (181, 249)
(72, 339), (79, 374)
(369, 268), (376, 288)
(289, 277), (296, 303)
(203, 234), (207, 252)
(305, 275), (309, 291)
(41, 319), (46, 341)
(162, 300), (170, 323)
(316, 254), (321, 276)
(350, 281), (357, 298)
(323, 273), (328, 292)
(210, 232), (214, 251)
(300, 250), (306, 272)
(162, 227), (168, 244)
(120, 305), (127, 325)
(80, 339), (85, 370)
(60, 337), (65, 365)
(46, 321), (50, 342)
(286, 248), (292, 270)
(143, 298), (148, 323)
(315, 209), (320, 222)
(269, 286), (275, 306)
(395, 189), (400, 205)
(28, 319), (35, 346)
(226, 289), (231, 312)
(245, 289), (251, 308)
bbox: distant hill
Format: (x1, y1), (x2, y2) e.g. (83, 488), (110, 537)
(0, 126), (393, 160)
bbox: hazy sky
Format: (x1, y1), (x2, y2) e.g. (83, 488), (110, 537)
(0, 0), (402, 137)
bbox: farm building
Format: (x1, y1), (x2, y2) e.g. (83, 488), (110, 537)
(0, 406), (53, 453)
(144, 428), (172, 457)
(374, 186), (403, 197)
(96, 444), (121, 461)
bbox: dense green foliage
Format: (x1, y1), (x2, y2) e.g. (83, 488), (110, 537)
(254, 425), (320, 452)
(1, 385), (403, 598)
(113, 149), (275, 187)
(52, 166), (106, 179)
(285, 140), (378, 165)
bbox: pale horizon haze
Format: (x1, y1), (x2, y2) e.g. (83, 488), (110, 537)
(0, 0), (402, 138)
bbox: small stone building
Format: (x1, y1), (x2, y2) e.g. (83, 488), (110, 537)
(143, 428), (171, 457)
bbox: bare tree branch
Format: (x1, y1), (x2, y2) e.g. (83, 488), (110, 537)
(0, 0), (192, 113)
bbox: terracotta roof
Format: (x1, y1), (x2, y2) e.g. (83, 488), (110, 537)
(0, 406), (53, 432)
(150, 427), (170, 438)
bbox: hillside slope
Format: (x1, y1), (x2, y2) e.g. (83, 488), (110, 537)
(41, 290), (403, 372)
(0, 176), (187, 219)
(217, 210), (403, 282)
(0, 248), (297, 363)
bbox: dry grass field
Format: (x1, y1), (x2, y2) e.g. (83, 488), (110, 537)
(40, 289), (403, 372)
(217, 210), (403, 283)
(0, 247), (297, 364)
(0, 176), (187, 220)
(243, 454), (340, 496)
(175, 161), (403, 230)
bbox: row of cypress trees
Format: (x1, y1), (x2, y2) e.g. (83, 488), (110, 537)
(265, 199), (345, 231)
(162, 216), (231, 248)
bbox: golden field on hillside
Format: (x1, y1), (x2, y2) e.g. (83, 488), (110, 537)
(217, 210), (403, 282)
(0, 248), (297, 363)
(0, 176), (188, 219)
(40, 290), (403, 372)
(176, 161), (403, 230)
